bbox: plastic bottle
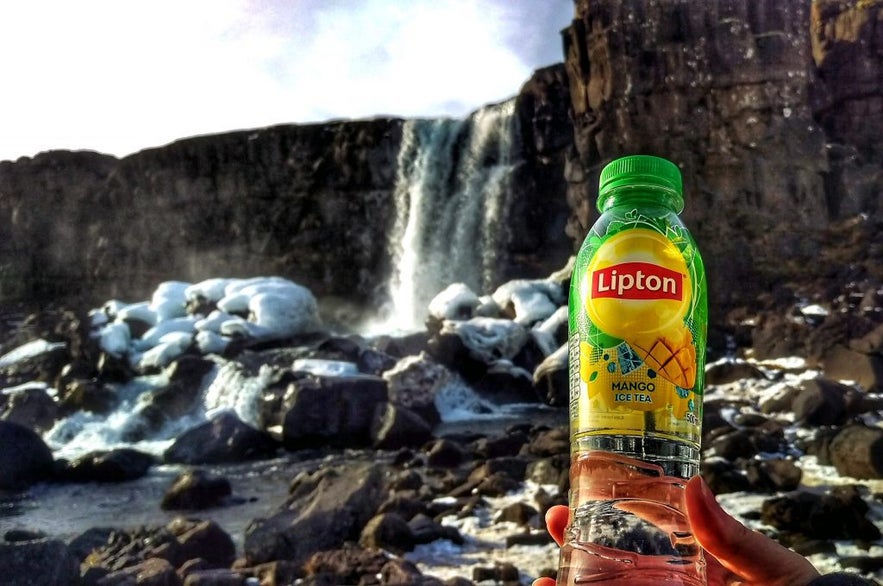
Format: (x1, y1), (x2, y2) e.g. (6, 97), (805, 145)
(557, 155), (708, 585)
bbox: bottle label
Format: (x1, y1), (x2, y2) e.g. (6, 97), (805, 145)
(570, 221), (706, 442)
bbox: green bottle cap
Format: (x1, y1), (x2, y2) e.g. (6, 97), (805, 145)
(598, 155), (684, 213)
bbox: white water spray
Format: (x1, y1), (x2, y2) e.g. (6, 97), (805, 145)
(382, 100), (519, 331)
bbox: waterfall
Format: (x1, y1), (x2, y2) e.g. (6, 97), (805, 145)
(382, 99), (519, 330)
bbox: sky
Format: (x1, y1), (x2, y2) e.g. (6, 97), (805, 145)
(0, 0), (573, 163)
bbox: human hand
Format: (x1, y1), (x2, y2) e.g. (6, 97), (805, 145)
(533, 476), (821, 586)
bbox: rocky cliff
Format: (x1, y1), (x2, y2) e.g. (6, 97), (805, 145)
(2, 0), (881, 325)
(563, 0), (883, 315)
(0, 86), (574, 316)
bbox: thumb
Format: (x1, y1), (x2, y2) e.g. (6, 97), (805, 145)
(685, 476), (820, 585)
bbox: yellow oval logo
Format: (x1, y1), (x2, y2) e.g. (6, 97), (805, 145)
(584, 229), (691, 340)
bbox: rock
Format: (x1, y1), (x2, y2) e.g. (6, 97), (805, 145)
(407, 514), (464, 545)
(370, 403), (433, 450)
(281, 374), (388, 450)
(358, 513), (415, 553)
(701, 458), (751, 495)
(302, 545), (389, 586)
(382, 353), (450, 425)
(244, 463), (387, 566)
(68, 527), (116, 563)
(472, 562), (520, 585)
(148, 356), (216, 420)
(181, 569), (244, 585)
(164, 412), (278, 464)
(526, 426), (569, 457)
(704, 360), (766, 385)
(166, 519), (236, 569)
(0, 420), (54, 490)
(792, 378), (851, 426)
(829, 424), (883, 480)
(0, 340), (70, 389)
(761, 486), (881, 541)
(532, 344), (568, 406)
(424, 438), (469, 468)
(161, 470), (232, 510)
(98, 557), (181, 585)
(820, 344), (883, 392)
(0, 539), (79, 586)
(380, 558), (442, 586)
(58, 378), (119, 415)
(0, 384), (59, 431)
(63, 448), (156, 483)
(751, 314), (810, 360)
(745, 458), (803, 493)
(494, 502), (539, 526)
(473, 359), (537, 404)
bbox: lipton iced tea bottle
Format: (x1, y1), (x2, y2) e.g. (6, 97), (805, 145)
(557, 155), (708, 585)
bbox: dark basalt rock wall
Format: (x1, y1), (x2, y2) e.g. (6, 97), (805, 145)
(563, 0), (883, 314)
(0, 69), (575, 314)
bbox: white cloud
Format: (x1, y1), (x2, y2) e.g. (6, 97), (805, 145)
(0, 0), (571, 162)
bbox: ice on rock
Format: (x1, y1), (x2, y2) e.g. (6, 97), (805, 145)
(0, 339), (67, 369)
(135, 331), (194, 370)
(150, 281), (191, 322)
(428, 283), (480, 320)
(217, 292), (250, 315)
(185, 278), (238, 304)
(531, 306), (568, 356)
(99, 322), (131, 357)
(195, 330), (230, 355)
(195, 310), (237, 333)
(249, 288), (321, 339)
(443, 317), (529, 362)
(117, 302), (158, 327)
(292, 358), (359, 377)
(491, 279), (563, 326)
(133, 317), (198, 351)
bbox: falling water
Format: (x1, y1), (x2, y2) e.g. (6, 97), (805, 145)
(382, 99), (519, 330)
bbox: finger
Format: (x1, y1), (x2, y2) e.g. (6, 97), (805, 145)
(532, 578), (556, 586)
(545, 504), (569, 547)
(685, 476), (820, 585)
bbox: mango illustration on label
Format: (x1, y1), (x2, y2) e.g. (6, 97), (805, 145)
(575, 228), (700, 435)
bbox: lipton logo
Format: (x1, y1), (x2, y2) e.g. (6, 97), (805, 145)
(591, 262), (684, 301)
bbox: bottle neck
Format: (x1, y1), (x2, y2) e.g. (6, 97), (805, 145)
(597, 184), (684, 215)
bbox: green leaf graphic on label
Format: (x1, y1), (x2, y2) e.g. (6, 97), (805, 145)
(589, 371), (598, 382)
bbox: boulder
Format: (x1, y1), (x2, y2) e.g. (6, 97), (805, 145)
(761, 486), (881, 541)
(473, 360), (537, 404)
(370, 402), (433, 450)
(829, 424), (883, 480)
(0, 420), (54, 490)
(58, 378), (119, 415)
(820, 344), (883, 392)
(792, 378), (851, 426)
(0, 384), (59, 432)
(161, 470), (232, 511)
(302, 545), (390, 586)
(166, 518), (236, 569)
(281, 374), (388, 450)
(244, 463), (387, 566)
(382, 352), (450, 425)
(704, 360), (766, 386)
(0, 539), (79, 586)
(98, 557), (180, 585)
(164, 412), (278, 464)
(63, 448), (156, 483)
(532, 344), (568, 406)
(358, 513), (415, 553)
(148, 355), (216, 420)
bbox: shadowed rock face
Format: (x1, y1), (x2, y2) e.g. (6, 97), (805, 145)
(563, 0), (883, 314)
